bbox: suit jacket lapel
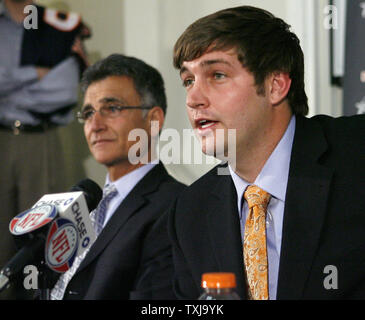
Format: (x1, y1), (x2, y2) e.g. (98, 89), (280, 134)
(77, 194), (146, 272)
(77, 163), (169, 273)
(207, 170), (247, 299)
(277, 116), (333, 299)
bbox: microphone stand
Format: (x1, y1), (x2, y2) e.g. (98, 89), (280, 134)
(38, 261), (52, 300)
(0, 237), (56, 300)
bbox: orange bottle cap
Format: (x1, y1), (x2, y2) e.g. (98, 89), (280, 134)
(201, 272), (236, 289)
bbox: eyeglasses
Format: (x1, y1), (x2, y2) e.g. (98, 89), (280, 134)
(76, 105), (153, 123)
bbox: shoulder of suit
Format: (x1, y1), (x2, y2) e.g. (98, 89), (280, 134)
(193, 162), (229, 185)
(43, 6), (81, 32)
(309, 114), (365, 138)
(159, 176), (186, 194)
(175, 163), (230, 199)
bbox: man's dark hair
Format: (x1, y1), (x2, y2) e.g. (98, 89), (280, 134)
(81, 54), (167, 114)
(173, 6), (308, 116)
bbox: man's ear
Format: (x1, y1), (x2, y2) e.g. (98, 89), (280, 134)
(268, 72), (292, 106)
(147, 106), (165, 137)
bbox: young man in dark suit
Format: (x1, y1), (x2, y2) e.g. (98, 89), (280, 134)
(50, 54), (185, 300)
(168, 6), (365, 299)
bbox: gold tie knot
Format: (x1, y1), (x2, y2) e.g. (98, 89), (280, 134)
(244, 185), (271, 210)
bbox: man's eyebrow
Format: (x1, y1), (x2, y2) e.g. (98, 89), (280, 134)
(180, 66), (189, 76)
(100, 97), (127, 104)
(180, 59), (233, 76)
(82, 97), (128, 110)
(81, 103), (93, 110)
(201, 59), (232, 68)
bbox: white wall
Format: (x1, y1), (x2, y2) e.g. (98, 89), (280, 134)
(36, 0), (343, 186)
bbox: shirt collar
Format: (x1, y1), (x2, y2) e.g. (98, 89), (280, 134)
(105, 163), (157, 199)
(229, 115), (296, 204)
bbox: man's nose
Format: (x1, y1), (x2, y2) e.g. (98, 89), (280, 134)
(186, 79), (209, 110)
(88, 109), (106, 131)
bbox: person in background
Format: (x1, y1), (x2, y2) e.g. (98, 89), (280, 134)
(50, 54), (185, 300)
(168, 5), (365, 300)
(0, 0), (89, 299)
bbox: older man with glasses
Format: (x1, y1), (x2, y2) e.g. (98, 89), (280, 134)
(50, 53), (185, 300)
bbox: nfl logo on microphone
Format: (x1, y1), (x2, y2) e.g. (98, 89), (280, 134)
(45, 218), (79, 273)
(9, 204), (57, 235)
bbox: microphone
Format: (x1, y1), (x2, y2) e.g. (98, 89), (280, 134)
(0, 179), (102, 293)
(69, 178), (102, 212)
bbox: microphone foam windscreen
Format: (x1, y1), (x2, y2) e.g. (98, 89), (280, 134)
(70, 179), (102, 211)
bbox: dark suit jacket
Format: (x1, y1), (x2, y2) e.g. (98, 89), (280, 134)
(63, 163), (185, 300)
(168, 114), (365, 299)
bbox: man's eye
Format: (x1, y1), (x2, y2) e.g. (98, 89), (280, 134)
(214, 72), (226, 80)
(182, 78), (194, 87)
(83, 110), (94, 119)
(106, 105), (120, 113)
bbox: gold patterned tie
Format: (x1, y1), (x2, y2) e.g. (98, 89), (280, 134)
(243, 185), (271, 300)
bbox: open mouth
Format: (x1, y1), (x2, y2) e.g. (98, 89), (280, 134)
(196, 119), (218, 130)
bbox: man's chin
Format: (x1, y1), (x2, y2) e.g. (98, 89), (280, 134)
(201, 139), (226, 156)
(201, 142), (236, 165)
(94, 155), (124, 168)
(100, 156), (147, 168)
(201, 145), (215, 157)
(202, 148), (227, 160)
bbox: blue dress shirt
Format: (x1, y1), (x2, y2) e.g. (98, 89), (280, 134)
(229, 116), (296, 299)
